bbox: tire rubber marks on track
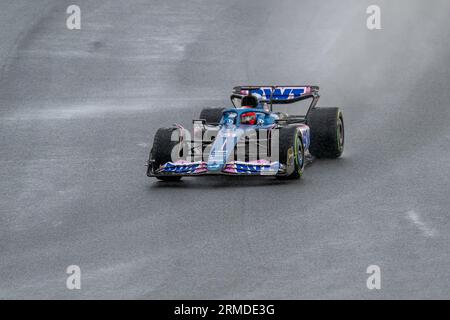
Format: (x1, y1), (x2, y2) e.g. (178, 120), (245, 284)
(406, 210), (437, 238)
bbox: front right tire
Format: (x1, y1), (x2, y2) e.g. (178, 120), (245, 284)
(149, 127), (182, 181)
(276, 126), (305, 180)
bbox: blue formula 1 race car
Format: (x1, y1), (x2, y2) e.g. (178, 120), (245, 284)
(147, 85), (344, 181)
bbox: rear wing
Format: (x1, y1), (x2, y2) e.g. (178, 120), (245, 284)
(231, 85), (320, 113)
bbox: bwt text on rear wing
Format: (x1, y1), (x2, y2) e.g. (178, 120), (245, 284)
(231, 85), (320, 114)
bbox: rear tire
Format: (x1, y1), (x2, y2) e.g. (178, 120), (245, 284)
(149, 127), (182, 181)
(307, 107), (344, 158)
(199, 107), (225, 124)
(276, 126), (305, 180)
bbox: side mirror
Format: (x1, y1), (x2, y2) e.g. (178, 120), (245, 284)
(193, 119), (206, 125)
(275, 119), (288, 125)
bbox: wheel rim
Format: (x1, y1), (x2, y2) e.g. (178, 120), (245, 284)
(337, 117), (344, 151)
(296, 134), (304, 171)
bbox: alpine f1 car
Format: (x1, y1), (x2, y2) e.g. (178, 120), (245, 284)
(147, 85), (344, 181)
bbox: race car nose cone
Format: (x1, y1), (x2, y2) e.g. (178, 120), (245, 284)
(207, 162), (222, 172)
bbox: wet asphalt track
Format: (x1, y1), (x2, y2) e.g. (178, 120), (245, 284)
(1, 0), (449, 299)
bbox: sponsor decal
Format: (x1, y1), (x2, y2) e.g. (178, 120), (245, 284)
(224, 160), (280, 175)
(159, 161), (207, 174)
(249, 87), (306, 100)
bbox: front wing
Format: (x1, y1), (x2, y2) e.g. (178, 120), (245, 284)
(147, 160), (286, 177)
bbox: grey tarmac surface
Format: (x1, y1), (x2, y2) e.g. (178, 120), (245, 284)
(0, 0), (449, 299)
